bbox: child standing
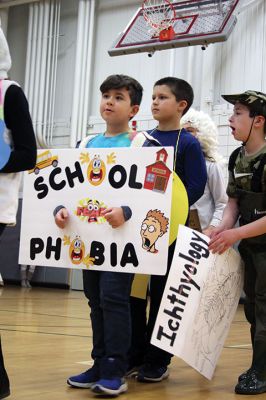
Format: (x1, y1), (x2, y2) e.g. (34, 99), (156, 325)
(0, 24), (36, 399)
(181, 108), (227, 236)
(209, 90), (266, 395)
(129, 77), (207, 382)
(54, 75), (148, 396)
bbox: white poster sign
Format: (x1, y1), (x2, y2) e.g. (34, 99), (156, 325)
(19, 147), (173, 275)
(151, 225), (243, 379)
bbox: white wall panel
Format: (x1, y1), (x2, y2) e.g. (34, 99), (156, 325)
(6, 5), (28, 86)
(213, 0), (266, 105)
(89, 1), (266, 124)
(84, 0), (266, 164)
(4, 0), (266, 156)
(53, 0), (78, 140)
(90, 1), (183, 119)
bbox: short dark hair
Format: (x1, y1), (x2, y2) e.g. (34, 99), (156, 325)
(247, 108), (266, 134)
(154, 77), (194, 115)
(244, 107), (266, 134)
(100, 74), (143, 106)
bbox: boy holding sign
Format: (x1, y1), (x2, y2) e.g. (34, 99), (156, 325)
(54, 75), (158, 396)
(209, 91), (266, 394)
(129, 77), (207, 382)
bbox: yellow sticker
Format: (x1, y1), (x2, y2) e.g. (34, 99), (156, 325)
(130, 274), (150, 299)
(169, 171), (188, 245)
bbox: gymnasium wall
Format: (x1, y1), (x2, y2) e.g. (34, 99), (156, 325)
(2, 0), (266, 160)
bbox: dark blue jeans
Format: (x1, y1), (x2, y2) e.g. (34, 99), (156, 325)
(83, 269), (133, 379)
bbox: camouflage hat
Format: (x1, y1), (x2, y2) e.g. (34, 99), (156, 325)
(222, 90), (266, 116)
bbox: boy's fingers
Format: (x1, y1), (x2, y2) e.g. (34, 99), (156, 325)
(54, 209), (69, 228)
(101, 208), (112, 216)
(61, 209), (69, 219)
(209, 237), (228, 254)
(208, 238), (218, 248)
(55, 218), (65, 229)
(209, 231), (217, 239)
(209, 237), (221, 251)
(218, 243), (227, 254)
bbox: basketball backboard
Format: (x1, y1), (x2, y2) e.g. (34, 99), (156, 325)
(108, 0), (239, 57)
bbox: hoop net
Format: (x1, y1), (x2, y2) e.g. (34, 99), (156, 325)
(142, 0), (176, 37)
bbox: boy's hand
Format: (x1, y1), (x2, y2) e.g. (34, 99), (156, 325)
(55, 208), (69, 228)
(202, 225), (216, 238)
(101, 207), (125, 228)
(209, 225), (225, 239)
(208, 229), (240, 254)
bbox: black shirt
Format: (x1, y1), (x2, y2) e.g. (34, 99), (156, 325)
(0, 84), (36, 173)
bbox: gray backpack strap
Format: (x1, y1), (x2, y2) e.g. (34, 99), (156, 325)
(79, 134), (96, 148)
(130, 131), (160, 147)
(228, 146), (242, 181)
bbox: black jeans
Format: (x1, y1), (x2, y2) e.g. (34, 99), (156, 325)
(129, 241), (176, 367)
(0, 225), (5, 238)
(239, 240), (266, 373)
(83, 269), (134, 378)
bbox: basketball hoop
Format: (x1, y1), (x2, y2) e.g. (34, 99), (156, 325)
(142, 0), (176, 41)
(109, 0), (240, 57)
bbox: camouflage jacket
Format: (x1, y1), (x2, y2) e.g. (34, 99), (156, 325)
(227, 144), (266, 197)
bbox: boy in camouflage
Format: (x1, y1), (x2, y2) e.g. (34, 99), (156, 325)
(209, 90), (266, 394)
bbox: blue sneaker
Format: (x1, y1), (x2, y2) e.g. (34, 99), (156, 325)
(67, 365), (99, 388)
(91, 378), (128, 396)
(137, 364), (169, 382)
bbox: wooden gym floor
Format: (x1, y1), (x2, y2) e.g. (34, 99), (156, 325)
(0, 286), (254, 399)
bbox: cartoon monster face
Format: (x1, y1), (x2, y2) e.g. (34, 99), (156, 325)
(87, 200), (101, 222)
(69, 236), (85, 264)
(87, 155), (106, 186)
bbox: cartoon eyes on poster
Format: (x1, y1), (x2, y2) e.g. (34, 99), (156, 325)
(19, 147), (188, 275)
